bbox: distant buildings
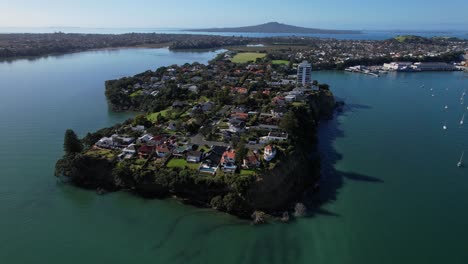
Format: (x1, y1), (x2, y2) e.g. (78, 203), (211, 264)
(412, 62), (456, 71)
(297, 60), (312, 87)
(383, 62), (413, 71)
(383, 61), (457, 72)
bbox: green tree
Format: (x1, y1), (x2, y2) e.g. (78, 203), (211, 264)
(133, 114), (151, 128)
(63, 129), (83, 155)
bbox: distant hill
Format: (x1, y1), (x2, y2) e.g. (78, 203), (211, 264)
(393, 35), (466, 44)
(186, 22), (361, 34)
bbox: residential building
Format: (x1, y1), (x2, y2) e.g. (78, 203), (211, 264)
(187, 151), (202, 163)
(243, 151), (260, 169)
(263, 145), (277, 162)
(297, 60), (312, 87)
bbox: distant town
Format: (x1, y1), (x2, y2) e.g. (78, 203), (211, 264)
(1, 33), (468, 73)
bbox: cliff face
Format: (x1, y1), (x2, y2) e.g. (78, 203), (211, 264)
(246, 151), (320, 211)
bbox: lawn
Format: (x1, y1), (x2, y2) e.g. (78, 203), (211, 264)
(292, 102), (306, 107)
(272, 60), (289, 65)
(147, 108), (171, 122)
(85, 148), (117, 160)
(186, 162), (201, 170)
(231, 52), (266, 63)
(240, 169), (257, 176)
(130, 90), (142, 98)
(166, 158), (187, 168)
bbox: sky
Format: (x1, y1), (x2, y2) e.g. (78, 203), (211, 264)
(0, 0), (467, 31)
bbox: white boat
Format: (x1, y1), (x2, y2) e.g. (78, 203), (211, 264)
(461, 113), (465, 125)
(445, 105), (448, 110)
(443, 123), (447, 130)
(457, 151), (464, 168)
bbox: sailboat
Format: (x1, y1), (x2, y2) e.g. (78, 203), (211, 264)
(461, 113), (465, 125)
(457, 151), (464, 168)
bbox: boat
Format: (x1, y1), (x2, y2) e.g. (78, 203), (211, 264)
(461, 113), (465, 125)
(443, 122), (447, 130)
(457, 151), (464, 168)
(445, 105), (448, 110)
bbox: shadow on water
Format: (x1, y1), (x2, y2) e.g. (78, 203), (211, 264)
(302, 102), (384, 218)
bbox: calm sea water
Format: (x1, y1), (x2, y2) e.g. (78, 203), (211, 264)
(1, 27), (468, 40)
(0, 48), (467, 263)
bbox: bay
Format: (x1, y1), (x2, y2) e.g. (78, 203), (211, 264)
(0, 48), (467, 263)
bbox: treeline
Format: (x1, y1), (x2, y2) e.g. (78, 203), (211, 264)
(0, 33), (252, 59)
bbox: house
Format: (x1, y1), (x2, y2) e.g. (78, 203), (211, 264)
(96, 137), (114, 149)
(234, 87), (248, 94)
(231, 112), (249, 121)
(221, 149), (237, 173)
(202, 101), (215, 112)
(131, 125), (145, 132)
(221, 149), (236, 165)
(111, 134), (134, 147)
(199, 146), (226, 175)
(243, 151), (260, 169)
(263, 145), (277, 162)
(172, 101), (187, 108)
(260, 132), (288, 143)
(228, 119), (245, 133)
(156, 145), (171, 158)
(188, 85), (199, 93)
(186, 150), (202, 163)
(120, 144), (137, 159)
(138, 145), (155, 157)
(285, 94), (297, 102)
(137, 134), (154, 144)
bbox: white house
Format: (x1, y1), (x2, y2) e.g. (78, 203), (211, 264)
(186, 151), (202, 163)
(263, 145), (277, 162)
(96, 137), (114, 149)
(260, 132), (288, 143)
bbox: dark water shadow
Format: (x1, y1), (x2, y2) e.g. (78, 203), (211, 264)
(302, 102), (383, 218)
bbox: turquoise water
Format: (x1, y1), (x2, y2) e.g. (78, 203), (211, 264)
(0, 49), (467, 263)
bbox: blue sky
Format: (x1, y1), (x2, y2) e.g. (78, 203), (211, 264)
(1, 0), (467, 30)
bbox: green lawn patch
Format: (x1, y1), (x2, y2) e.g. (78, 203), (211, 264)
(231, 52), (266, 63)
(130, 90), (142, 98)
(272, 60), (289, 65)
(167, 158), (187, 168)
(292, 102), (306, 107)
(240, 169), (257, 176)
(147, 108), (170, 122)
(186, 162), (201, 170)
(85, 148), (117, 160)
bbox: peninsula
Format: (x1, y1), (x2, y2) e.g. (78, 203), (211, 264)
(55, 52), (338, 222)
(186, 22), (361, 34)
